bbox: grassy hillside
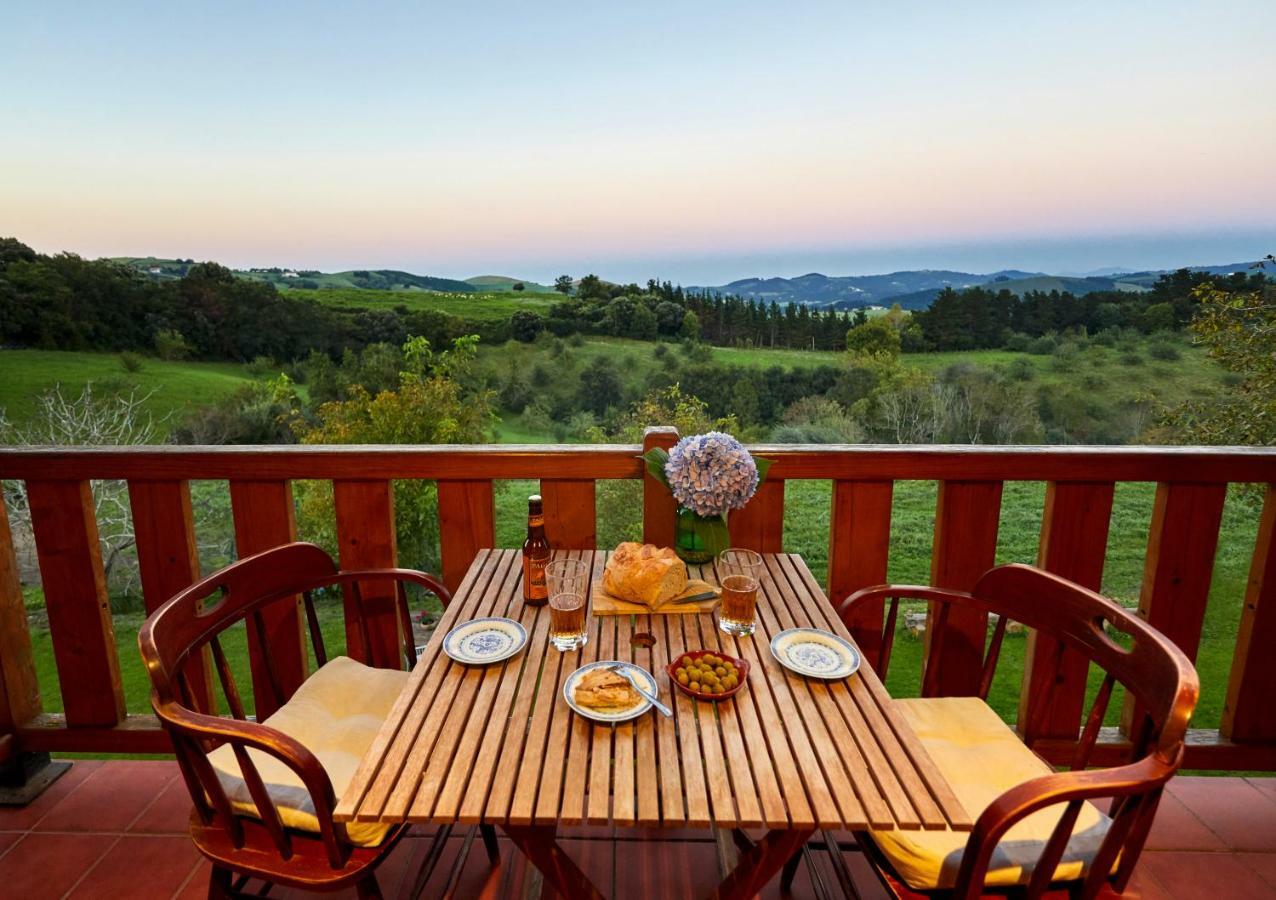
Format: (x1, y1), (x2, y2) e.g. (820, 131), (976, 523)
(465, 275), (557, 293)
(296, 286), (559, 323)
(476, 333), (1229, 423)
(0, 350), (270, 428)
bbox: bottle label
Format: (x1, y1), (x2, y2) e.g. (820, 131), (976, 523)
(529, 514), (545, 528)
(524, 552), (548, 602)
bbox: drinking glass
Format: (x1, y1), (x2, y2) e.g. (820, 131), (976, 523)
(717, 548), (763, 637)
(546, 558), (590, 651)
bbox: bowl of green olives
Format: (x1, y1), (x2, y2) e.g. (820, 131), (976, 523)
(667, 650), (750, 701)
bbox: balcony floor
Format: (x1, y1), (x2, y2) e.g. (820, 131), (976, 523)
(0, 761), (1274, 899)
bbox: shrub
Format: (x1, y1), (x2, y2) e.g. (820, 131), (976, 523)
(1006, 357), (1035, 381)
(1004, 332), (1033, 352)
(247, 355), (278, 377)
(510, 310), (545, 342)
(1119, 352), (1144, 366)
(652, 343), (669, 359)
(1148, 339), (1181, 361)
(118, 351), (143, 373)
(567, 332), (585, 347)
(1027, 335), (1058, 355)
(153, 327), (192, 361)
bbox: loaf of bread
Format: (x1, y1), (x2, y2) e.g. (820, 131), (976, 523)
(602, 542), (689, 609)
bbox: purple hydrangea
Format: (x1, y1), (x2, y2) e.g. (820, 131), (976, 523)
(664, 431), (760, 517)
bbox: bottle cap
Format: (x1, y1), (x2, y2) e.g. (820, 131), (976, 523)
(529, 494), (542, 502)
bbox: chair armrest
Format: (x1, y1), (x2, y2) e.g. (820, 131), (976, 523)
(834, 584), (975, 676)
(157, 700), (338, 812)
(952, 754), (1179, 898)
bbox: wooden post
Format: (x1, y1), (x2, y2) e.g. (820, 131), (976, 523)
(1221, 484), (1276, 743)
(541, 480), (597, 550)
(27, 480), (126, 727)
(928, 480), (1003, 696)
(729, 480), (785, 553)
(1121, 481), (1226, 737)
(438, 480), (495, 594)
(129, 480), (214, 712)
(828, 480), (894, 659)
(0, 493), (67, 801)
(642, 427), (679, 547)
(333, 480), (402, 669)
(229, 480), (307, 718)
(1019, 482), (1114, 742)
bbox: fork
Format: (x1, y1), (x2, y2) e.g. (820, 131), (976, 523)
(606, 664), (673, 718)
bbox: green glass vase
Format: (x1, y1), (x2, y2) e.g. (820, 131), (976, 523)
(673, 507), (729, 564)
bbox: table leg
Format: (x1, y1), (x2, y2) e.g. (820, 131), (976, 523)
(706, 828), (815, 900)
(502, 824), (608, 899)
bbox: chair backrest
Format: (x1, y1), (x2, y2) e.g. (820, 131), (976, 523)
(138, 542), (449, 869)
(840, 564), (1199, 898)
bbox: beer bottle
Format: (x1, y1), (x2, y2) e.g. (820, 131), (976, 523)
(522, 494), (550, 606)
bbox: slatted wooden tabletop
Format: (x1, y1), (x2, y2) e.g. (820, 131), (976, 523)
(334, 549), (971, 833)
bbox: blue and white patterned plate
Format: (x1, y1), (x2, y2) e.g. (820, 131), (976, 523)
(443, 617), (527, 666)
(563, 660), (658, 723)
(770, 628), (861, 680)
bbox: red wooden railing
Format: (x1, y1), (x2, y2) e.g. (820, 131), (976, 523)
(1, 433), (1274, 773)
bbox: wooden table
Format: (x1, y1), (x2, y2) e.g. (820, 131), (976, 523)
(336, 549), (970, 898)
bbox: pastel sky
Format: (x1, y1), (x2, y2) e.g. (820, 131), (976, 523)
(2, 1), (1274, 283)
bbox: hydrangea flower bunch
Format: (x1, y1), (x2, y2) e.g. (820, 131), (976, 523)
(658, 431), (764, 517)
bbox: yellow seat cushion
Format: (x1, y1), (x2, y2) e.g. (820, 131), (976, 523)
(208, 655), (408, 847)
(869, 696), (1111, 890)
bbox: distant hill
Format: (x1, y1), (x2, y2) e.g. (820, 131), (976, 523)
(693, 262), (1269, 309)
(464, 275), (556, 293)
(115, 258), (477, 293)
(692, 269), (1045, 309)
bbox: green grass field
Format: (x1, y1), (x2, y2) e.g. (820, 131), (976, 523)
(0, 350), (270, 428)
(296, 287), (560, 323)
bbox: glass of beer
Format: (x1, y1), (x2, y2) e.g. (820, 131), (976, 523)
(718, 548), (763, 637)
(547, 558), (590, 651)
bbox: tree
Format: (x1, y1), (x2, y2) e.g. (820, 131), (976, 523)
(512, 282), (525, 292)
(680, 309), (701, 341)
(1166, 277), (1275, 445)
(553, 275), (574, 295)
(2, 383), (160, 599)
(576, 274), (607, 300)
(845, 317), (901, 358)
(509, 310), (545, 342)
(154, 327), (192, 360)
(575, 356), (625, 416)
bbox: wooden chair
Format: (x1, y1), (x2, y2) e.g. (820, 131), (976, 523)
(809, 563), (1198, 900)
(138, 542), (496, 899)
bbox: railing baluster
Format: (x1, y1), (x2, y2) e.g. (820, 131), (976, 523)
(437, 480), (495, 595)
(1020, 481), (1114, 743)
(229, 479), (307, 718)
(1221, 484), (1276, 744)
(641, 427), (679, 547)
(929, 480), (1002, 696)
(540, 479), (597, 549)
(1121, 482), (1226, 737)
(26, 480), (125, 726)
(828, 480), (893, 660)
(0, 495), (41, 737)
(729, 479), (785, 553)
(332, 480), (400, 668)
(129, 479), (214, 712)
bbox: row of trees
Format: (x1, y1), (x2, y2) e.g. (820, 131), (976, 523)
(912, 270), (1269, 351)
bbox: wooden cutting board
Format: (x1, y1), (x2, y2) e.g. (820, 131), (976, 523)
(591, 578), (720, 615)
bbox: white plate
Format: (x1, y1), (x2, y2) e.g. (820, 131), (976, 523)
(770, 628), (861, 679)
(563, 660), (658, 723)
(443, 617), (527, 665)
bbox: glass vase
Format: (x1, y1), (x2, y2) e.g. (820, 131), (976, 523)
(673, 507), (729, 564)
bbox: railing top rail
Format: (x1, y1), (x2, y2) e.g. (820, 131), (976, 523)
(1, 443), (1275, 482)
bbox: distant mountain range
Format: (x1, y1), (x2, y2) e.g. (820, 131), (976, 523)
(115, 256), (1266, 311)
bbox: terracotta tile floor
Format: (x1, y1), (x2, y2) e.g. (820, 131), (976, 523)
(0, 761), (1273, 899)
